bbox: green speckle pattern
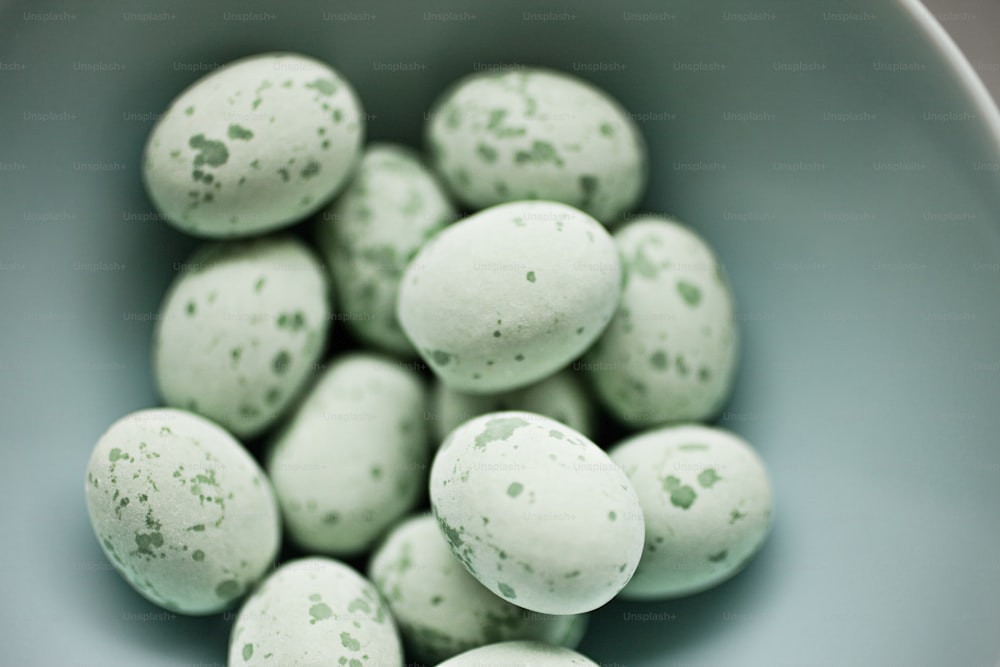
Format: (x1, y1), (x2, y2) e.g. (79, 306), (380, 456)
(306, 78), (337, 95)
(188, 134), (229, 167)
(497, 582), (517, 599)
(340, 631), (361, 651)
(301, 161), (321, 179)
(315, 144), (456, 355)
(272, 350), (291, 375)
(697, 468), (722, 488)
(425, 68), (646, 223)
(215, 579), (240, 598)
(662, 475), (697, 509)
(431, 350), (452, 366)
(677, 280), (702, 306)
(276, 311), (306, 331)
(474, 416), (530, 449)
(477, 144), (498, 163)
(429, 412), (644, 616)
(514, 140), (563, 167)
(85, 409), (281, 614)
(227, 557), (401, 666)
(227, 124), (254, 141)
(143, 53), (364, 239)
(584, 216), (738, 426)
(309, 601), (333, 624)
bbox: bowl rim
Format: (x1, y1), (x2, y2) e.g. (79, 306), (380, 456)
(903, 0), (1000, 155)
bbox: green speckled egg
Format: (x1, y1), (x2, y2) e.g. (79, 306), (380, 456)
(585, 215), (739, 427)
(266, 352), (429, 556)
(84, 408), (280, 615)
(429, 411), (644, 615)
(153, 236), (330, 439)
(608, 424), (773, 599)
(398, 201), (622, 394)
(437, 641), (600, 667)
(143, 52), (364, 238)
(425, 68), (647, 224)
(228, 557), (402, 666)
(317, 143), (457, 356)
(369, 513), (587, 664)
(429, 370), (594, 444)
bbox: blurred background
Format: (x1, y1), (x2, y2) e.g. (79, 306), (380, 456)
(923, 0), (1000, 100)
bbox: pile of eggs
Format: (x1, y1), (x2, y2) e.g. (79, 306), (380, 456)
(85, 52), (774, 666)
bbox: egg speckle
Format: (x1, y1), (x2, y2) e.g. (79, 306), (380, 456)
(608, 424), (774, 599)
(143, 52), (364, 238)
(84, 408), (281, 615)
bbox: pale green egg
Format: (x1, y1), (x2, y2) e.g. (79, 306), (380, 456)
(153, 236), (330, 439)
(143, 52), (364, 238)
(266, 352), (429, 556)
(317, 143), (457, 356)
(426, 67), (647, 224)
(608, 424), (774, 599)
(84, 408), (281, 615)
(228, 557), (403, 666)
(585, 215), (739, 427)
(369, 513), (587, 664)
(429, 411), (644, 615)
(398, 201), (622, 394)
(437, 641), (600, 667)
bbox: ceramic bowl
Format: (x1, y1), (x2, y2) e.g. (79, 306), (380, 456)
(1, 1), (998, 665)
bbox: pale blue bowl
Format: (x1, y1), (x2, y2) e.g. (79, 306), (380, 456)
(1, 1), (998, 665)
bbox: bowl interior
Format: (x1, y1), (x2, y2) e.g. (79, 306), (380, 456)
(1, 0), (999, 665)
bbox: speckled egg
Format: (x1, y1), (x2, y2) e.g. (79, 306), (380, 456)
(584, 215), (739, 427)
(266, 352), (429, 556)
(317, 143), (457, 356)
(143, 52), (364, 238)
(425, 68), (647, 224)
(84, 408), (280, 615)
(429, 411), (644, 615)
(608, 424), (773, 599)
(369, 513), (587, 664)
(228, 557), (402, 666)
(437, 641), (600, 667)
(429, 370), (594, 444)
(397, 201), (622, 394)
(153, 236), (329, 439)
